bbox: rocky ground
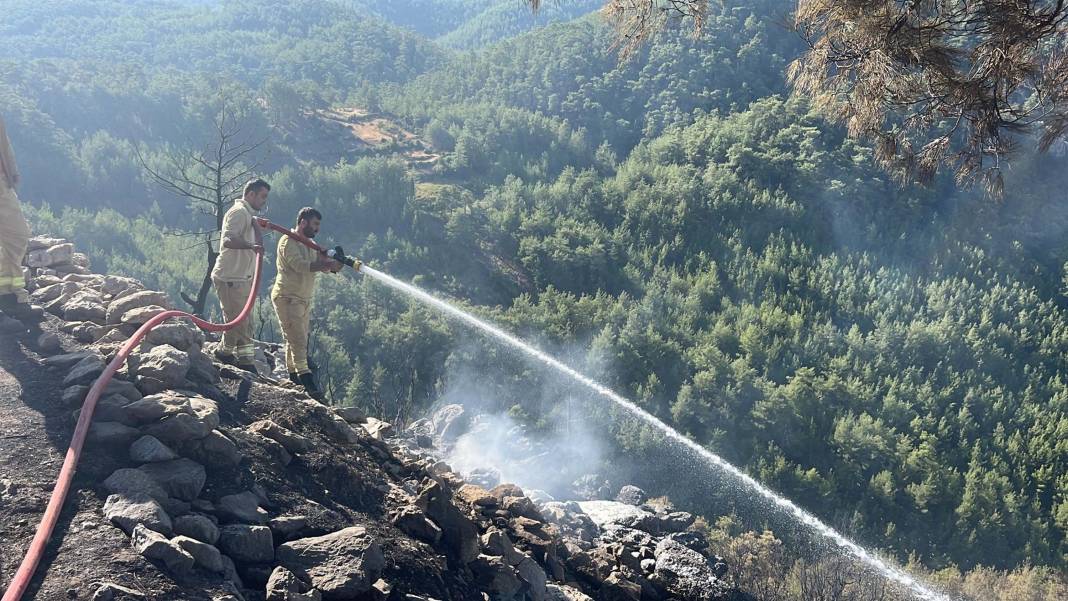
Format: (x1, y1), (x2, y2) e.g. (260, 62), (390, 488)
(0, 237), (746, 601)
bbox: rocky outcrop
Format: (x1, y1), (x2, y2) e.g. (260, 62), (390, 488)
(16, 235), (740, 601)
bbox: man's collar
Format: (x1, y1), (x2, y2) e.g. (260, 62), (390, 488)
(236, 198), (254, 212)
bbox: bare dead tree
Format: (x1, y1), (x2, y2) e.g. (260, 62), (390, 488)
(138, 107), (267, 316)
(531, 1), (1068, 196)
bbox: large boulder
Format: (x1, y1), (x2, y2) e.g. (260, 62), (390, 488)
(174, 514), (220, 545)
(63, 294), (108, 324)
(652, 537), (729, 601)
(217, 491), (269, 525)
(218, 524), (275, 563)
(143, 395), (219, 443)
(144, 321), (204, 351)
(416, 480), (479, 563)
(266, 566), (322, 601)
(615, 486), (647, 506)
(173, 535), (225, 572)
(134, 344), (190, 394)
(25, 242), (73, 268)
(129, 435), (179, 463)
(137, 458), (206, 501)
(577, 501), (659, 533)
(276, 527), (385, 599)
(103, 468), (169, 505)
(104, 493), (173, 536)
(131, 524), (195, 575)
(469, 555), (522, 601)
(431, 404), (469, 441)
(124, 392), (193, 424)
(64, 354), (107, 387)
(546, 584), (594, 601)
(391, 506), (441, 545)
(107, 290), (170, 325)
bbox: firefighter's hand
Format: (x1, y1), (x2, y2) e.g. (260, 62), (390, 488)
(353, 259), (362, 272)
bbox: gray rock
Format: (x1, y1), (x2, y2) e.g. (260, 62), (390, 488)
(196, 429), (243, 468)
(143, 396), (219, 443)
(138, 458), (206, 501)
(658, 511), (696, 533)
(101, 275), (143, 297)
(104, 493), (172, 536)
(480, 528), (525, 567)
(652, 537), (728, 601)
(91, 582), (145, 601)
(276, 527), (385, 599)
(25, 242), (73, 268)
(470, 554), (522, 600)
(144, 320), (204, 351)
(516, 557), (548, 601)
(546, 584), (594, 601)
(134, 344), (190, 395)
(89, 422), (143, 446)
(268, 515), (309, 542)
(334, 406), (367, 425)
(431, 404), (469, 441)
(35, 331), (62, 353)
(32, 282), (74, 305)
(249, 420), (312, 454)
(220, 554), (245, 590)
(218, 525), (274, 563)
(578, 501), (659, 533)
(174, 513), (220, 545)
(121, 304), (167, 325)
(64, 297), (107, 324)
(416, 480), (479, 563)
(62, 384), (91, 407)
(601, 572), (642, 601)
(124, 392), (192, 424)
(173, 535), (225, 572)
(129, 435), (179, 463)
(266, 566), (322, 601)
(107, 290), (170, 324)
(103, 468), (169, 504)
(361, 417), (393, 441)
(616, 485), (647, 506)
(131, 523), (195, 574)
(186, 347), (220, 384)
(92, 394), (136, 425)
(64, 354), (106, 387)
(391, 506), (441, 544)
(45, 351), (97, 370)
(217, 491), (268, 525)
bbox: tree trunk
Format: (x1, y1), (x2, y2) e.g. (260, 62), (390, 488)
(182, 232), (219, 317)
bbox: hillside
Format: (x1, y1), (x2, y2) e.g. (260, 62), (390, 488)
(0, 236), (749, 601)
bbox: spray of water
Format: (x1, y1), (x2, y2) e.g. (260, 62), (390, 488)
(362, 266), (953, 601)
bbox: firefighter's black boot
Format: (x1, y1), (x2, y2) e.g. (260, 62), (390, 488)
(298, 372), (323, 400)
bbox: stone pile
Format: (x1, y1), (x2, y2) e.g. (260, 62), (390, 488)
(20, 235), (739, 601)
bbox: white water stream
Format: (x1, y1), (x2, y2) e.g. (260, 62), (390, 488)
(362, 266), (953, 601)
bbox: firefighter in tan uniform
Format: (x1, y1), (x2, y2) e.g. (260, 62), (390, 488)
(0, 114), (41, 326)
(272, 207), (343, 400)
(211, 178), (269, 373)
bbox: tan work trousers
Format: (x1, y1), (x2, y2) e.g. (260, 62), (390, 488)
(272, 295), (311, 375)
(0, 182), (30, 302)
(212, 277), (255, 362)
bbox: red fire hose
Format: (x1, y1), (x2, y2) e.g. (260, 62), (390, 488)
(1, 219), (344, 601)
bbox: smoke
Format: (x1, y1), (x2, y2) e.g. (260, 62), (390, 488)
(434, 338), (611, 499)
(445, 410), (604, 499)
